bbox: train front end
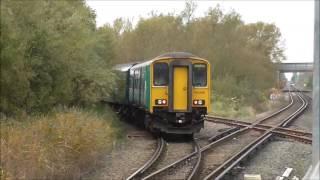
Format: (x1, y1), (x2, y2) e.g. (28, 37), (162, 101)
(147, 53), (211, 135)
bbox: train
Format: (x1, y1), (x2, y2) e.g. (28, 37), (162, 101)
(107, 52), (211, 135)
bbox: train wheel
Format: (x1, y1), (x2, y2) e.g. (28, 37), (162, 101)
(144, 114), (154, 131)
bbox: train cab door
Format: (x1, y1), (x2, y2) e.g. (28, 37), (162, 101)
(173, 66), (188, 111)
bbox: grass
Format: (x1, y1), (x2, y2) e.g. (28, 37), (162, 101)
(211, 98), (256, 119)
(210, 93), (286, 119)
(0, 106), (120, 179)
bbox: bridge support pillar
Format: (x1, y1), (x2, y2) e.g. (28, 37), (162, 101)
(276, 70), (281, 88)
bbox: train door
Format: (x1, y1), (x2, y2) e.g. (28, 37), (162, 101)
(173, 66), (188, 111)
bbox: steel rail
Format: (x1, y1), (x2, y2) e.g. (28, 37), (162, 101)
(208, 127), (241, 142)
(203, 89), (309, 180)
(270, 129), (312, 144)
(126, 137), (165, 180)
(206, 91), (312, 144)
(187, 140), (202, 180)
(207, 120), (311, 144)
(206, 118), (312, 143)
(142, 127), (250, 180)
(142, 139), (201, 180)
(281, 91), (308, 127)
(251, 91), (294, 125)
(143, 91), (298, 180)
(205, 91), (294, 130)
(206, 116), (312, 137)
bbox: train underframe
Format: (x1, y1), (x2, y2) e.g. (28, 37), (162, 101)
(111, 103), (206, 135)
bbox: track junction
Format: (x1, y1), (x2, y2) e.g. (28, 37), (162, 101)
(126, 89), (312, 180)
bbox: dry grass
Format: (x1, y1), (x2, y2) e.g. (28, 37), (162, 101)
(211, 99), (256, 119)
(0, 108), (118, 179)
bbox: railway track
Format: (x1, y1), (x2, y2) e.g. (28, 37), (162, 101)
(206, 117), (312, 144)
(207, 90), (312, 144)
(207, 117), (311, 137)
(141, 140), (202, 180)
(126, 137), (165, 180)
(127, 90), (310, 179)
(202, 90), (309, 179)
(126, 138), (200, 180)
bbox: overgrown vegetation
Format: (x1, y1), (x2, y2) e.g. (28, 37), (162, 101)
(211, 92), (286, 119)
(1, 0), (116, 115)
(112, 3), (285, 108)
(1, 0), (284, 116)
(211, 94), (255, 118)
(0, 107), (120, 179)
(1, 1), (120, 178)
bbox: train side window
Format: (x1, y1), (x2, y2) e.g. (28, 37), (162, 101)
(130, 70), (134, 89)
(193, 64), (207, 87)
(153, 62), (168, 86)
(140, 67), (144, 90)
(134, 69), (140, 89)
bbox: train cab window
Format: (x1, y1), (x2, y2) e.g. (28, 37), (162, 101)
(193, 64), (207, 87)
(153, 63), (168, 86)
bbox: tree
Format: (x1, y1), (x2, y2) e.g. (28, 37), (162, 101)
(181, 0), (198, 24)
(113, 5), (285, 106)
(1, 0), (115, 115)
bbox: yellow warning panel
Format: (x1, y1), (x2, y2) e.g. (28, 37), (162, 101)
(173, 67), (188, 111)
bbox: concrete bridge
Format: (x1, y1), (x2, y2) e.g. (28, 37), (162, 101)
(275, 62), (313, 89)
(276, 62), (313, 72)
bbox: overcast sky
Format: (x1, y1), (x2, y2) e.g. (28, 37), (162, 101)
(86, 0), (314, 63)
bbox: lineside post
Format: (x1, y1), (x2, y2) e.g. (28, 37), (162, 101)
(304, 0), (320, 179)
(303, 0), (320, 180)
(312, 0), (320, 171)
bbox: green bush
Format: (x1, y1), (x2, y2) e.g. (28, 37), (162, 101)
(0, 0), (116, 115)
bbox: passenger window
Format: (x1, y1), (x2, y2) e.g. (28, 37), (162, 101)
(134, 69), (140, 89)
(130, 70), (134, 88)
(141, 68), (144, 90)
(153, 63), (169, 86)
(193, 64), (207, 87)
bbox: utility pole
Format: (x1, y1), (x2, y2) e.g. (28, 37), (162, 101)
(303, 0), (320, 180)
(304, 0), (320, 179)
(312, 0), (319, 171)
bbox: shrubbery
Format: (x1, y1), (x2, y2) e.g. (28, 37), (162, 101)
(1, 0), (116, 115)
(0, 107), (119, 179)
(211, 94), (256, 118)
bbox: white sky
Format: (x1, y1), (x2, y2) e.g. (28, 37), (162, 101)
(86, 0), (315, 63)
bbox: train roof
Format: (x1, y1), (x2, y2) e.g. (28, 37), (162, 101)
(112, 62), (139, 72)
(113, 52), (207, 71)
(155, 52), (198, 59)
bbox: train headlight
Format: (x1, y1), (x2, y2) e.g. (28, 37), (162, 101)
(155, 99), (167, 105)
(162, 99), (167, 104)
(193, 99), (205, 105)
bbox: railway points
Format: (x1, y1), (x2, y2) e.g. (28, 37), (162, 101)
(125, 90), (312, 179)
